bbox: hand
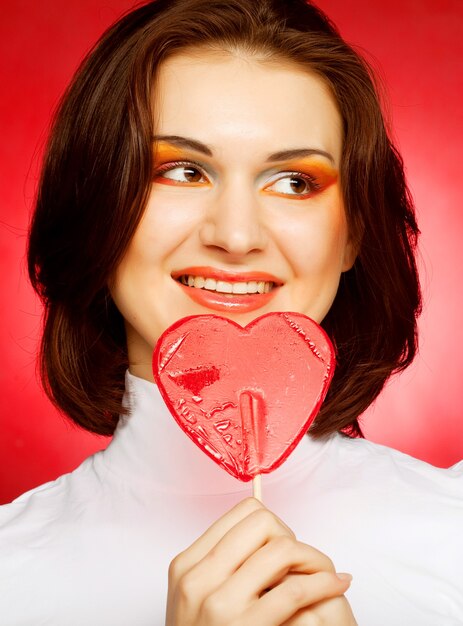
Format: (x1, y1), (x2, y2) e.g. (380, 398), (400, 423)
(165, 497), (356, 625)
(280, 584), (357, 625)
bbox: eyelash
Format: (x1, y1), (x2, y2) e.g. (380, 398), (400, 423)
(153, 160), (322, 197)
(265, 172), (321, 197)
(154, 160), (207, 181)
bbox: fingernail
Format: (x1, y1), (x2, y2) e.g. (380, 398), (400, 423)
(336, 572), (353, 582)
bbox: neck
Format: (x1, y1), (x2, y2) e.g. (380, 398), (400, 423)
(100, 371), (330, 496)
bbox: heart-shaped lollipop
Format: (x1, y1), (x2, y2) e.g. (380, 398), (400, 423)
(152, 312), (335, 482)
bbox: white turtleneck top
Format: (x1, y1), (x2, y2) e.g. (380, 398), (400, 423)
(0, 371), (462, 625)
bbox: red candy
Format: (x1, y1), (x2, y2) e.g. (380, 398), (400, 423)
(152, 312), (335, 482)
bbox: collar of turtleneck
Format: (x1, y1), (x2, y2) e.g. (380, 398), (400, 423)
(100, 370), (334, 496)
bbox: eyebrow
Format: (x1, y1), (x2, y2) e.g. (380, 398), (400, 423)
(152, 134), (335, 165)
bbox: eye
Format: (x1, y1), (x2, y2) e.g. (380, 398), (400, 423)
(264, 172), (320, 198)
(153, 161), (209, 185)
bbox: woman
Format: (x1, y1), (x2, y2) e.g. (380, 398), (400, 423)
(1, 0), (461, 624)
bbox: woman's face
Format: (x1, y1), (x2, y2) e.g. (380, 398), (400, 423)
(111, 50), (356, 380)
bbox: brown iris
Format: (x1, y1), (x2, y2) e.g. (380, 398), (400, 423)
(289, 176), (308, 194)
(182, 166), (203, 183)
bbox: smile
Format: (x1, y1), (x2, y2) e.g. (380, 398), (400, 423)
(172, 266), (283, 313)
(177, 274), (274, 295)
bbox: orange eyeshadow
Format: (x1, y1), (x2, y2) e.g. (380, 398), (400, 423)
(152, 143), (189, 166)
(260, 157), (339, 199)
(152, 142), (212, 188)
(275, 157), (338, 185)
(152, 143), (338, 195)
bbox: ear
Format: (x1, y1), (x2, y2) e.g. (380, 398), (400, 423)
(341, 236), (359, 272)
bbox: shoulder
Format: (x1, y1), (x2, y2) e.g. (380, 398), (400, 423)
(304, 433), (463, 523)
(306, 432), (463, 541)
(0, 451), (164, 623)
(330, 433), (463, 486)
(0, 453), (101, 537)
(327, 435), (463, 552)
(0, 452), (113, 597)
(282, 435), (463, 624)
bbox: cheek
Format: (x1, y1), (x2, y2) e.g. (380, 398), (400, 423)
(276, 192), (349, 275)
(128, 188), (201, 263)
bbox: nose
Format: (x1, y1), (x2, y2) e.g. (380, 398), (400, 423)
(199, 180), (268, 257)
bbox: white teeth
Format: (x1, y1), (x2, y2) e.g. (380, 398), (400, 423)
(216, 281), (233, 293)
(232, 282), (248, 294)
(204, 278), (217, 290)
(178, 275), (274, 295)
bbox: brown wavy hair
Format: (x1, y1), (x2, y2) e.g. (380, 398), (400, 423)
(27, 0), (421, 438)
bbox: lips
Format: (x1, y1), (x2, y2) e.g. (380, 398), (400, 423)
(171, 266), (283, 313)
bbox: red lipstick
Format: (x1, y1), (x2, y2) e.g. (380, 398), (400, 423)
(171, 266), (283, 313)
(171, 266), (283, 284)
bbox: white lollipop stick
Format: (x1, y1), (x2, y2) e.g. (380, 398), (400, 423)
(253, 474), (262, 502)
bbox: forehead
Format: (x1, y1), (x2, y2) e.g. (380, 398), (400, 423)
(153, 50), (343, 164)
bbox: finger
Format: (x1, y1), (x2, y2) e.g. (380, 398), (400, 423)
(244, 571), (352, 624)
(177, 506), (298, 602)
(283, 595), (358, 625)
(215, 536), (337, 603)
(169, 498), (262, 578)
(171, 498), (294, 577)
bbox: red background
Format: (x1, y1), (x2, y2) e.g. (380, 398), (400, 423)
(1, 0), (462, 505)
